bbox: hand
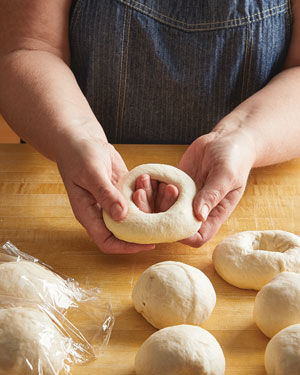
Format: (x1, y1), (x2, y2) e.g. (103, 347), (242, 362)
(133, 129), (255, 247)
(178, 129), (256, 246)
(56, 136), (155, 254)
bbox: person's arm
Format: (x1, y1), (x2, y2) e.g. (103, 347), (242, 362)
(0, 0), (104, 159)
(0, 0), (154, 253)
(134, 0), (300, 247)
(182, 0), (300, 245)
(212, 0), (300, 168)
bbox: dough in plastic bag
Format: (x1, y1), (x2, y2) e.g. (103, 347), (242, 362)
(0, 306), (69, 375)
(0, 260), (78, 309)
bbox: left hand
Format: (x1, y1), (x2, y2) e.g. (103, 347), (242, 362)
(133, 129), (256, 247)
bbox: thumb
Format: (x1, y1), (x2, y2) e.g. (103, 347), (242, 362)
(193, 172), (235, 221)
(89, 173), (128, 221)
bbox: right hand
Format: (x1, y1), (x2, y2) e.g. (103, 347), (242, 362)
(55, 136), (155, 254)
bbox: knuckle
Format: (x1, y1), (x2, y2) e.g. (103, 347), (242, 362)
(95, 184), (112, 202)
(205, 189), (222, 205)
(192, 237), (203, 248)
(223, 166), (236, 182)
(98, 244), (110, 254)
(214, 202), (228, 217)
(222, 165), (246, 188)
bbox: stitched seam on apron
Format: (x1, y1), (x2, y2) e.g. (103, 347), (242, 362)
(241, 24), (249, 102)
(119, 8), (133, 141)
(116, 0), (288, 31)
(115, 7), (128, 141)
(246, 22), (255, 98)
(69, 0), (85, 31)
(286, 0), (292, 35)
(131, 0), (287, 26)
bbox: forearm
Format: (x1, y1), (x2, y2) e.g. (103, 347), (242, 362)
(213, 66), (300, 168)
(0, 49), (107, 161)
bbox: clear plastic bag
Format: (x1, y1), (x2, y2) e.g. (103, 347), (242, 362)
(0, 241), (82, 310)
(0, 241), (115, 375)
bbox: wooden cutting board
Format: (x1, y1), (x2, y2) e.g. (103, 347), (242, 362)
(0, 115), (19, 143)
(0, 144), (300, 375)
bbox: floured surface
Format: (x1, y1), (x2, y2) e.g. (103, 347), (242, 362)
(0, 144), (300, 374)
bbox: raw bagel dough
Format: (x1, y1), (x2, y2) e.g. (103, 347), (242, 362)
(132, 261), (216, 329)
(0, 260), (76, 309)
(212, 230), (300, 290)
(0, 307), (68, 375)
(135, 324), (225, 375)
(264, 324), (300, 374)
(254, 272), (300, 338)
(103, 164), (201, 243)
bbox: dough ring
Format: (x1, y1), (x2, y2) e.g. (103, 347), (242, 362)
(212, 230), (300, 290)
(103, 164), (201, 244)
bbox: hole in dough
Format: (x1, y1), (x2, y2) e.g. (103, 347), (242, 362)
(132, 180), (180, 214)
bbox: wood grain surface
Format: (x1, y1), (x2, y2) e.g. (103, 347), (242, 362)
(1, 144), (300, 374)
(0, 115), (19, 143)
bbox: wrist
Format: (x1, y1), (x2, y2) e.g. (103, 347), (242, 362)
(54, 118), (108, 164)
(212, 113), (258, 170)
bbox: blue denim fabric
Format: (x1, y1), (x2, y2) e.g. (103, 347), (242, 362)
(69, 0), (292, 144)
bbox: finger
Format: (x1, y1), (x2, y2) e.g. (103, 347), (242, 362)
(159, 184), (179, 212)
(67, 181), (155, 254)
(179, 231), (203, 248)
(154, 182), (166, 212)
(87, 171), (128, 221)
(188, 188), (243, 247)
(135, 174), (157, 211)
(89, 208), (156, 254)
(179, 221), (219, 249)
(193, 169), (242, 221)
(132, 189), (152, 213)
(135, 174), (152, 199)
(101, 232), (156, 254)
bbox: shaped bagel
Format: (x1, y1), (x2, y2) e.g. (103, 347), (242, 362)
(213, 230), (300, 290)
(103, 164), (201, 244)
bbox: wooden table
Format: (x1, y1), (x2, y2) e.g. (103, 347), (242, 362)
(1, 144), (300, 375)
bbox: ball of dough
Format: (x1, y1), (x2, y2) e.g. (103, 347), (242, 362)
(254, 272), (300, 338)
(132, 261), (216, 329)
(103, 163), (201, 243)
(135, 324), (225, 375)
(0, 307), (68, 375)
(264, 324), (300, 374)
(0, 260), (76, 309)
(213, 230), (300, 290)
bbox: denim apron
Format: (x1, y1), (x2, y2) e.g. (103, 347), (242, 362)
(69, 0), (292, 144)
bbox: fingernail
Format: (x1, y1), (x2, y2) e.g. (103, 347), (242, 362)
(141, 175), (150, 189)
(111, 203), (123, 221)
(200, 204), (209, 221)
